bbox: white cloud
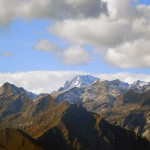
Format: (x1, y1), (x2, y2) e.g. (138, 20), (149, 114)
(48, 3), (150, 48)
(49, 18), (132, 47)
(137, 4), (150, 19)
(96, 72), (150, 84)
(48, 0), (150, 68)
(0, 71), (87, 93)
(35, 39), (91, 65)
(104, 39), (150, 68)
(0, 0), (107, 24)
(0, 71), (150, 94)
(61, 46), (91, 65)
(104, 0), (140, 19)
(35, 39), (57, 51)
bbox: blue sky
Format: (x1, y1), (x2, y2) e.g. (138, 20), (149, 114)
(0, 0), (150, 74)
(140, 0), (150, 4)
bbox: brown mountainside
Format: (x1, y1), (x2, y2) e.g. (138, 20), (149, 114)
(0, 128), (44, 150)
(3, 101), (148, 150)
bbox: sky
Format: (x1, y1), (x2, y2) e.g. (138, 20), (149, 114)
(0, 0), (150, 93)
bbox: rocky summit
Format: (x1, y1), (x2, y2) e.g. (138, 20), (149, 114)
(58, 75), (99, 91)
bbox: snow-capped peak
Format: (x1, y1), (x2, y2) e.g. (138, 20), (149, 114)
(130, 80), (150, 88)
(129, 80), (150, 92)
(58, 75), (99, 91)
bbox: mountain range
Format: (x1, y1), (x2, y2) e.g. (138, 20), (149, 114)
(52, 75), (150, 141)
(0, 75), (150, 150)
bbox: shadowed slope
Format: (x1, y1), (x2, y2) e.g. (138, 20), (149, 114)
(25, 103), (150, 150)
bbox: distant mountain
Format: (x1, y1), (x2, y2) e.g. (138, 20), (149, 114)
(58, 75), (99, 91)
(0, 82), (50, 120)
(0, 90), (32, 120)
(0, 82), (37, 100)
(55, 79), (129, 105)
(131, 80), (150, 88)
(53, 78), (150, 141)
(130, 80), (150, 93)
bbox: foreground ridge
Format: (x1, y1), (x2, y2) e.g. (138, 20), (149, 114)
(0, 101), (150, 150)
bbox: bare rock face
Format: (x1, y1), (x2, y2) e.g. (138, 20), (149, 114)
(55, 79), (129, 105)
(55, 79), (130, 116)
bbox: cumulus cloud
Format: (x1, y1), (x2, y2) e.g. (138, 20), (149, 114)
(49, 15), (150, 48)
(48, 0), (144, 47)
(49, 18), (133, 47)
(48, 2), (150, 47)
(104, 39), (150, 68)
(103, 0), (140, 19)
(35, 39), (91, 65)
(0, 0), (107, 24)
(0, 71), (150, 93)
(137, 4), (150, 19)
(48, 0), (150, 68)
(35, 39), (57, 52)
(61, 46), (91, 65)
